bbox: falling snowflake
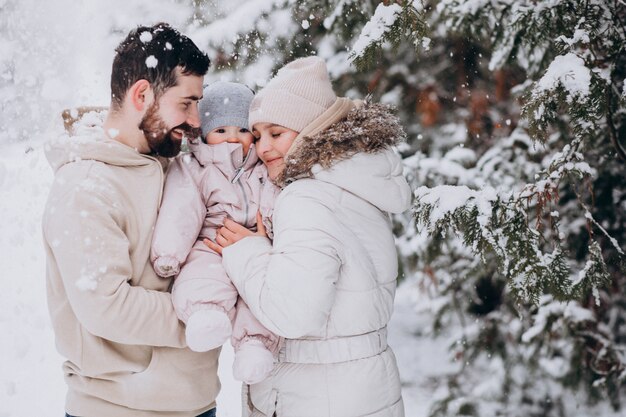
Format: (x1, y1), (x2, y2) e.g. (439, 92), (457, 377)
(146, 55), (158, 68)
(139, 31), (153, 43)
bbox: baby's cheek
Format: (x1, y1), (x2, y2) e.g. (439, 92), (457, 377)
(205, 133), (225, 145)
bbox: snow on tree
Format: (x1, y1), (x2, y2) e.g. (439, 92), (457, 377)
(402, 1), (625, 415)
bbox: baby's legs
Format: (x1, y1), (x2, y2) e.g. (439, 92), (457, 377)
(172, 242), (238, 352)
(232, 298), (282, 384)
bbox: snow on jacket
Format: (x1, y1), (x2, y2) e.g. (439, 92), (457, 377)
(151, 139), (280, 351)
(222, 102), (412, 417)
(42, 113), (219, 417)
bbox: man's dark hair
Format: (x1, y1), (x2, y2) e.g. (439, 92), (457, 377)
(110, 22), (210, 110)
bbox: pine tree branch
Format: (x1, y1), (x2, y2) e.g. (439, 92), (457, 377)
(606, 86), (626, 161)
(614, 0), (626, 39)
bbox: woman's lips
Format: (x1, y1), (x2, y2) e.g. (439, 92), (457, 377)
(265, 157), (283, 166)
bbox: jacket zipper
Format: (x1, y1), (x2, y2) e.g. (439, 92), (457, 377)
(231, 151), (251, 224)
(231, 167), (245, 183)
(233, 178), (249, 225)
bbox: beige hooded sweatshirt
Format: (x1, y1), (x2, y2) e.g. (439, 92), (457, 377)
(42, 115), (220, 417)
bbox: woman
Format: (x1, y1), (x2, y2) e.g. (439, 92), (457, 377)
(207, 56), (412, 417)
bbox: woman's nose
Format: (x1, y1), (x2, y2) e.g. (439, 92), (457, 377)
(255, 135), (270, 153)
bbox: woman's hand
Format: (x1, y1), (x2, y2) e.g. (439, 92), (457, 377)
(204, 211), (267, 255)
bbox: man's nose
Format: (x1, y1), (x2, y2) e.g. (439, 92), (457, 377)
(187, 103), (201, 128)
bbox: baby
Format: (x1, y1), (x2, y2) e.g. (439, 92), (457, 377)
(151, 81), (280, 384)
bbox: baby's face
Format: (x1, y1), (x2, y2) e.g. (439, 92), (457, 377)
(205, 125), (255, 155)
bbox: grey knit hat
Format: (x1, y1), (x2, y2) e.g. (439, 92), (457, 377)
(199, 81), (254, 136)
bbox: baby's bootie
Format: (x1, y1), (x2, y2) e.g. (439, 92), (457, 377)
(233, 339), (275, 384)
(185, 309), (232, 352)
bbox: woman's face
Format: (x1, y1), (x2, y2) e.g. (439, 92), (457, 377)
(253, 123), (298, 180)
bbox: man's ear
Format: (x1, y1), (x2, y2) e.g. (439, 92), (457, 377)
(129, 79), (153, 111)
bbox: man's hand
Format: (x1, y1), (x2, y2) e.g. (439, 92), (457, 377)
(204, 211), (267, 255)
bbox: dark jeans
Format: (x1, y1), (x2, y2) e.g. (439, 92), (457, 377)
(66, 408), (216, 417)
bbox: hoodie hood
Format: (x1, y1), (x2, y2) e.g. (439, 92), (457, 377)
(277, 102), (412, 213)
(46, 109), (160, 173)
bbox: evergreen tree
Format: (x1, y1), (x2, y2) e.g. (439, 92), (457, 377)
(364, 1), (625, 415)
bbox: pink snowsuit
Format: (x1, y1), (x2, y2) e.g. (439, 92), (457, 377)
(151, 139), (281, 353)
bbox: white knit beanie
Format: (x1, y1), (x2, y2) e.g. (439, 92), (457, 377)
(248, 56), (337, 132)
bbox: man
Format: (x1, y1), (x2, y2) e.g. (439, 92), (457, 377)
(42, 23), (218, 417)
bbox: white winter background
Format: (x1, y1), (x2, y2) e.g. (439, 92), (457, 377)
(0, 1), (446, 416)
(3, 1), (622, 417)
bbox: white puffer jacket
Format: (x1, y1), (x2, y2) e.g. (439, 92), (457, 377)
(222, 103), (412, 417)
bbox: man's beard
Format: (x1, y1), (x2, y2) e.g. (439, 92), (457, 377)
(139, 102), (201, 157)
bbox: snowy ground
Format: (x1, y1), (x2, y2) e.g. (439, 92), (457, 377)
(0, 139), (446, 416)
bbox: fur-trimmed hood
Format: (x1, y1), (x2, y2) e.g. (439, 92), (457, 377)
(278, 102), (412, 214)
